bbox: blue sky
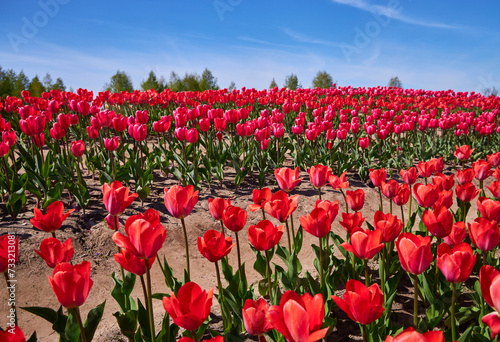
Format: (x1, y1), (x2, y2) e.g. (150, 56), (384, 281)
(1, 0), (499, 93)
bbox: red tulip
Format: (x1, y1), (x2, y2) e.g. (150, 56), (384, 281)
(422, 206), (453, 238)
(339, 212), (365, 235)
(248, 220), (284, 251)
(341, 227), (384, 260)
(417, 160), (435, 179)
(0, 234), (18, 273)
(103, 181), (138, 217)
(70, 140), (85, 158)
(454, 144), (474, 161)
(162, 282), (214, 331)
(243, 298), (272, 337)
(86, 126), (99, 139)
(314, 199), (339, 222)
(48, 261), (93, 308)
(264, 190), (299, 222)
(369, 168), (386, 187)
(480, 266), (500, 338)
(444, 222), (467, 246)
(456, 182), (480, 203)
(104, 136), (120, 151)
(308, 164), (332, 189)
(433, 189), (453, 210)
(269, 290), (328, 342)
(455, 168), (475, 185)
(223, 205), (247, 232)
(0, 325), (27, 342)
(381, 180), (399, 199)
(114, 248), (154, 276)
(432, 173), (455, 191)
(488, 152), (500, 168)
(373, 211), (402, 243)
(178, 338), (222, 342)
(186, 128), (199, 144)
(384, 327), (444, 342)
(436, 242), (476, 283)
(392, 184), (410, 206)
(197, 229), (234, 262)
(468, 217), (500, 252)
(400, 167), (418, 185)
(208, 197), (231, 221)
(413, 183), (439, 208)
(0, 141), (9, 157)
(164, 185), (199, 219)
(477, 197), (500, 221)
(249, 188), (272, 212)
(113, 208), (166, 259)
(275, 167), (302, 192)
(328, 171), (349, 189)
(300, 207), (332, 239)
(35, 237), (74, 268)
(473, 160), (493, 181)
(30, 201), (74, 233)
(331, 279), (384, 325)
(487, 180), (500, 199)
(346, 189), (365, 211)
(396, 233), (433, 275)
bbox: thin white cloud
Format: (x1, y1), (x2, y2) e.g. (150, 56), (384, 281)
(331, 0), (459, 29)
(281, 27), (341, 47)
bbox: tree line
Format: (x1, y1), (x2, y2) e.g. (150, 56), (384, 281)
(0, 66), (66, 99)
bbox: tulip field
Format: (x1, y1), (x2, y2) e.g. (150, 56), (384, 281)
(1, 86), (500, 341)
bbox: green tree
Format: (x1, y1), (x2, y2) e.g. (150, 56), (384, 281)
(269, 78), (278, 89)
(167, 71), (184, 92)
(0, 67), (16, 98)
(199, 68), (219, 91)
(141, 70), (165, 92)
(228, 81), (236, 91)
(312, 70), (334, 89)
(284, 73), (301, 90)
(13, 70), (30, 97)
(52, 77), (66, 91)
(104, 70), (134, 92)
(483, 87), (499, 97)
(182, 73), (201, 92)
(29, 75), (45, 97)
(43, 73), (53, 91)
(388, 76), (403, 88)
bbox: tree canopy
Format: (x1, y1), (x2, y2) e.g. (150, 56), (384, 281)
(105, 70), (134, 92)
(312, 71), (334, 89)
(284, 73), (301, 90)
(141, 71), (165, 92)
(388, 76), (403, 88)
(269, 78), (278, 89)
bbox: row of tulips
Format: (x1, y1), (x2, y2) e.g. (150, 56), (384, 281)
(0, 86), (499, 221)
(3, 143), (500, 341)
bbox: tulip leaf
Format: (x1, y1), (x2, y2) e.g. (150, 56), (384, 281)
(113, 310), (138, 341)
(158, 256), (183, 293)
(294, 226), (303, 255)
(27, 331), (37, 342)
(221, 256), (234, 283)
(137, 299), (151, 340)
(21, 306), (58, 323)
(65, 309), (81, 342)
(84, 300), (106, 341)
(111, 272), (137, 313)
(155, 313), (179, 342)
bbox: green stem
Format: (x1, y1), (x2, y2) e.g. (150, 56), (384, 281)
(284, 220), (292, 252)
(235, 231), (242, 272)
(319, 237), (324, 290)
(180, 217), (190, 281)
(145, 259), (155, 339)
(265, 250), (273, 303)
(140, 275), (148, 315)
(364, 259), (369, 287)
(318, 188), (322, 201)
(73, 307), (88, 342)
(380, 246), (386, 295)
(451, 282), (457, 342)
(2, 157), (11, 194)
(261, 208), (266, 220)
(413, 273), (419, 328)
(378, 187), (383, 212)
(51, 231), (56, 239)
(215, 261), (227, 330)
(341, 189), (349, 214)
(219, 220), (225, 235)
(400, 204), (405, 230)
(289, 213), (296, 251)
(362, 324), (367, 342)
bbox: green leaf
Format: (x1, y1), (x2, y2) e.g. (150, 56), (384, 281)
(65, 309), (81, 342)
(84, 300), (106, 341)
(21, 306), (58, 323)
(113, 310), (138, 340)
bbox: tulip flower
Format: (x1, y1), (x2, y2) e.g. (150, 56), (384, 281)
(114, 247), (154, 276)
(30, 201), (74, 237)
(369, 168), (387, 187)
(48, 261), (93, 309)
(444, 222), (467, 247)
(473, 159), (493, 182)
(70, 140), (85, 158)
(454, 144), (474, 161)
(223, 205), (247, 269)
(0, 325), (27, 342)
(341, 227), (384, 260)
(328, 171), (349, 190)
(35, 237), (74, 268)
(162, 282), (214, 332)
(422, 205), (453, 239)
(381, 180), (399, 200)
(456, 168), (475, 185)
(208, 197), (231, 223)
(456, 182), (480, 203)
(275, 167), (302, 193)
(264, 190), (299, 250)
(477, 197), (500, 221)
(308, 164), (332, 199)
(417, 160), (435, 179)
(102, 181), (138, 221)
(392, 183), (410, 206)
(243, 298), (272, 340)
(373, 211), (402, 243)
(488, 152), (500, 168)
(432, 173), (455, 192)
(480, 265), (500, 338)
(339, 212), (365, 235)
(314, 199), (339, 222)
(468, 217), (500, 253)
(437, 242), (476, 340)
(346, 189), (365, 212)
(384, 327), (444, 342)
(269, 290), (328, 342)
(332, 279), (384, 341)
(249, 188), (272, 216)
(104, 136), (120, 151)
(248, 220), (284, 251)
(400, 167), (418, 185)
(413, 183), (439, 208)
(197, 229), (234, 263)
(487, 180), (500, 199)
